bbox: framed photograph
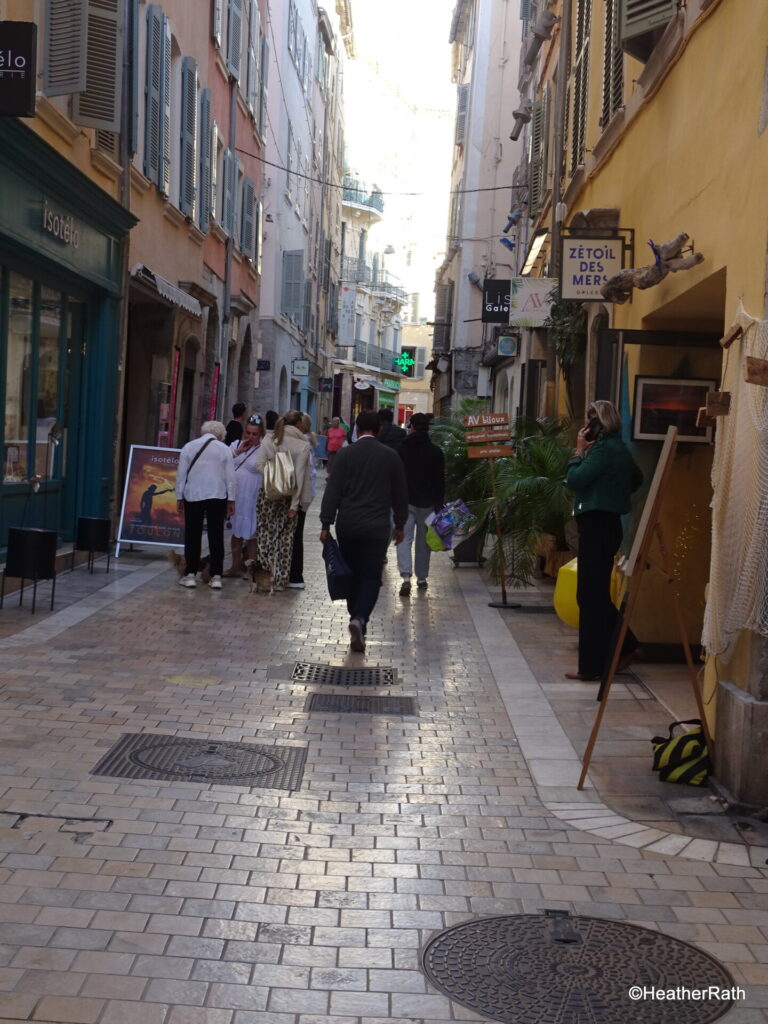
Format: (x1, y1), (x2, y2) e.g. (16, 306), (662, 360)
(632, 377), (717, 443)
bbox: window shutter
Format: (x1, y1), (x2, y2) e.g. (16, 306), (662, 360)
(213, 0), (223, 48)
(619, 0), (676, 61)
(415, 347), (426, 379)
(198, 89), (212, 231)
(211, 119), (219, 218)
(144, 4), (163, 184)
(254, 200), (263, 274)
(519, 0), (533, 21)
(72, 0), (124, 132)
(258, 33), (269, 136)
(179, 57), (198, 219)
(303, 279), (312, 332)
(240, 176), (255, 257)
(45, 0), (88, 97)
(246, 0), (260, 113)
(433, 282), (452, 351)
(129, 0), (139, 153)
(226, 0), (243, 78)
(222, 149), (238, 235)
(281, 250), (304, 320)
(454, 83), (469, 145)
(569, 0), (591, 174)
(528, 97), (544, 216)
(601, 0), (624, 126)
(160, 15), (171, 194)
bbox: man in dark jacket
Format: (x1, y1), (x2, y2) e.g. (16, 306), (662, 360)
(396, 413), (445, 596)
(377, 407), (407, 450)
(224, 403), (246, 446)
(320, 410), (408, 652)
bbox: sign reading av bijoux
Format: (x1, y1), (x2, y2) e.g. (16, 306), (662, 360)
(482, 280), (511, 324)
(0, 22), (36, 117)
(560, 237), (624, 300)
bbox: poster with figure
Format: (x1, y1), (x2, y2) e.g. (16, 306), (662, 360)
(117, 445), (184, 548)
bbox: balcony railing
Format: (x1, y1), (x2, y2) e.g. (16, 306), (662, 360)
(342, 257), (372, 284)
(342, 176), (384, 215)
(333, 341), (406, 374)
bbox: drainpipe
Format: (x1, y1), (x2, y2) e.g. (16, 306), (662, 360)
(218, 73), (238, 420)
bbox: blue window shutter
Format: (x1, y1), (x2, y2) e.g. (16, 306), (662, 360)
(144, 4), (163, 183)
(73, 0), (124, 132)
(45, 0), (88, 96)
(281, 250), (304, 320)
(227, 0), (243, 78)
(246, 0), (260, 114)
(198, 88), (212, 232)
(258, 32), (269, 136)
(160, 14), (171, 194)
(303, 279), (312, 332)
(221, 149), (232, 233)
(179, 57), (198, 218)
(240, 177), (255, 257)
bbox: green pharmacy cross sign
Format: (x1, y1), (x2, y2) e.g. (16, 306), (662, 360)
(392, 352), (415, 374)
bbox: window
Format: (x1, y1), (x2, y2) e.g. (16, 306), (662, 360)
(179, 57), (198, 219)
(221, 148), (239, 236)
(601, 0), (624, 127)
(257, 32), (269, 137)
(36, 289), (62, 479)
(4, 275), (34, 483)
(528, 87), (551, 216)
(569, 0), (591, 174)
(240, 176), (256, 258)
(454, 83), (470, 145)
(198, 89), (214, 232)
(144, 5), (171, 193)
(619, 0), (676, 63)
(281, 250), (305, 323)
(226, 0), (243, 79)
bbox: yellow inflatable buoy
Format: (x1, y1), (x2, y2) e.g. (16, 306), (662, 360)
(553, 557), (623, 628)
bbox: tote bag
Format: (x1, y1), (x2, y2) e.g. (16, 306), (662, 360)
(322, 535), (353, 600)
(263, 447), (296, 501)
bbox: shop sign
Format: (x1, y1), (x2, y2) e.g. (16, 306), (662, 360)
(560, 239), (623, 300)
(318, 377), (333, 392)
(256, 359), (271, 371)
(463, 413), (509, 427)
(482, 280), (511, 324)
(508, 278), (556, 326)
(42, 200), (80, 249)
(468, 443), (514, 459)
(292, 359), (309, 376)
(382, 377), (401, 392)
(0, 22), (36, 117)
(117, 445), (184, 549)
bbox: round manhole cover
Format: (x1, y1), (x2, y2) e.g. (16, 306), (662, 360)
(128, 740), (283, 782)
(421, 914), (736, 1024)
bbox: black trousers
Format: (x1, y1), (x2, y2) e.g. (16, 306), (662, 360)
(183, 498), (227, 577)
(338, 533), (389, 626)
(576, 511), (638, 676)
(288, 508), (306, 584)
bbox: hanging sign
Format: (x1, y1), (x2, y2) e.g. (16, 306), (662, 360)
(560, 239), (624, 300)
(318, 377), (333, 392)
(292, 359), (309, 376)
(482, 280), (511, 324)
(465, 429), (512, 444)
(463, 413), (509, 427)
(0, 22), (36, 117)
(468, 444), (514, 459)
(256, 359), (271, 371)
(508, 278), (556, 326)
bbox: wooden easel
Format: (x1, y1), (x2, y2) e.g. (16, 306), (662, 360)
(578, 426), (713, 790)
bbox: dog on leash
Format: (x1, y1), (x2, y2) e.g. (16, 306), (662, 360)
(244, 559), (275, 595)
(167, 550), (211, 584)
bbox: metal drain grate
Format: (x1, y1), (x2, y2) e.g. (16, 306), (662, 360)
(421, 912), (736, 1024)
(91, 734), (307, 790)
(305, 693), (415, 715)
(292, 663), (396, 686)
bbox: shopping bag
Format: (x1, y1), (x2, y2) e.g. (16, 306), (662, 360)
(651, 719), (711, 786)
(322, 535), (353, 600)
(263, 448), (296, 500)
(426, 525), (447, 552)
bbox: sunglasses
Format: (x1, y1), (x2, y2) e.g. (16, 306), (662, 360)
(248, 415), (262, 425)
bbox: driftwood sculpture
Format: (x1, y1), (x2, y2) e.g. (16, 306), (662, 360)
(600, 232), (703, 304)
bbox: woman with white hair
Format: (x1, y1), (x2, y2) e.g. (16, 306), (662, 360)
(175, 421), (236, 589)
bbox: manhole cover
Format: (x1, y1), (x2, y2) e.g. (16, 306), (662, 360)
(91, 734), (307, 790)
(305, 693), (416, 715)
(421, 913), (736, 1024)
(291, 663), (396, 686)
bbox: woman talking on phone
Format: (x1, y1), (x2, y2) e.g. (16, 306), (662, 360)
(565, 400), (644, 681)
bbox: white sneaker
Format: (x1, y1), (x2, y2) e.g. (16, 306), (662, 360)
(179, 574), (197, 588)
(208, 575), (223, 590)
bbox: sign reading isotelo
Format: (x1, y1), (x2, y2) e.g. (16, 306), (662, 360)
(482, 279), (511, 324)
(561, 237), (624, 300)
(0, 22), (37, 117)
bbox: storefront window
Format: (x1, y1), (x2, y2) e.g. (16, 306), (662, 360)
(36, 287), (62, 479)
(4, 274), (33, 482)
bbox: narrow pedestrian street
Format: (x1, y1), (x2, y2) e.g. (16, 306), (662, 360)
(0, 544), (766, 1024)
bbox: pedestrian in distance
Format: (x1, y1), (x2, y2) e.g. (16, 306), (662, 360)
(325, 416), (347, 475)
(396, 412), (445, 596)
(377, 406), (407, 451)
(224, 414), (265, 578)
(319, 409), (409, 653)
(175, 421), (235, 590)
(254, 410), (311, 591)
(288, 412), (318, 590)
(224, 402), (247, 447)
(565, 399), (644, 681)
(264, 410), (278, 436)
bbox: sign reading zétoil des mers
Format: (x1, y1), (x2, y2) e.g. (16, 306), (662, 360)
(560, 238), (624, 300)
(0, 22), (37, 117)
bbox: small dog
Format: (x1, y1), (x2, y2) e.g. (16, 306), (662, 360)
(167, 549), (211, 584)
(244, 558), (275, 595)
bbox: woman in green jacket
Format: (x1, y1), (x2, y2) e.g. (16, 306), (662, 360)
(565, 400), (643, 681)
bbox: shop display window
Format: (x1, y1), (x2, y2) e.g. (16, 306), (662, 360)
(36, 288), (63, 479)
(4, 273), (33, 483)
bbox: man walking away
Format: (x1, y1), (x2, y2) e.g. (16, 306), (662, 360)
(377, 407), (407, 450)
(175, 421), (235, 589)
(320, 410), (408, 653)
(396, 413), (445, 595)
(224, 403), (247, 446)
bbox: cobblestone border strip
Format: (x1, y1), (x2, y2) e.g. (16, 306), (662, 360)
(456, 569), (768, 868)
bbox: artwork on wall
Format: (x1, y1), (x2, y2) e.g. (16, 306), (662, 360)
(632, 377), (718, 443)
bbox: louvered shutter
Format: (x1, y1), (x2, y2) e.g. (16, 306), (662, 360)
(258, 33), (269, 136)
(281, 250), (304, 320)
(160, 14), (171, 194)
(198, 89), (212, 231)
(569, 0), (590, 174)
(222, 149), (238, 235)
(433, 282), (451, 350)
(227, 0), (243, 78)
(213, 0), (223, 48)
(240, 177), (255, 257)
(72, 0), (124, 132)
(541, 83), (552, 191)
(303, 279), (312, 332)
(415, 347), (426, 379)
(528, 97), (544, 216)
(619, 0), (676, 61)
(454, 83), (469, 145)
(519, 0), (533, 21)
(179, 57), (198, 219)
(254, 200), (263, 274)
(144, 4), (163, 184)
(601, 0), (623, 126)
(129, 0), (139, 153)
(45, 0), (88, 97)
(246, 0), (260, 114)
(210, 120), (219, 218)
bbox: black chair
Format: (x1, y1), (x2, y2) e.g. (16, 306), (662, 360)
(73, 516), (112, 573)
(1, 527), (58, 613)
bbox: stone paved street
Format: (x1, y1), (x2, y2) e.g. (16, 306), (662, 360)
(0, 544), (766, 1023)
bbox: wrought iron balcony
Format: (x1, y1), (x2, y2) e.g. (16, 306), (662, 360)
(342, 177), (385, 215)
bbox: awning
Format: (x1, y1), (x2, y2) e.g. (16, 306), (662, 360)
(130, 264), (202, 317)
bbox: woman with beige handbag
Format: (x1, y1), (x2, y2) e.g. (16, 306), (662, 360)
(254, 410), (312, 590)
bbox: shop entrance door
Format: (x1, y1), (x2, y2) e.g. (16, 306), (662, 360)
(60, 300), (87, 537)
